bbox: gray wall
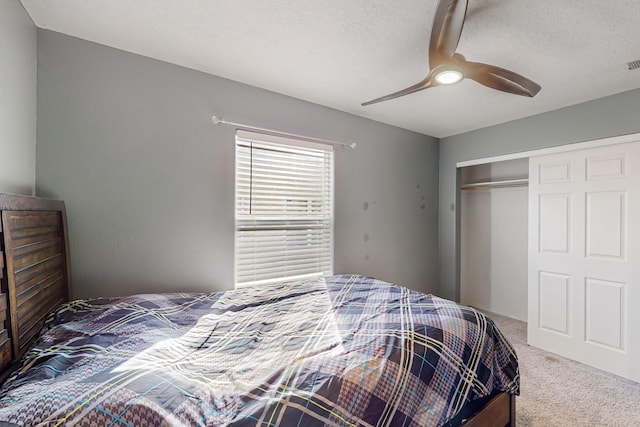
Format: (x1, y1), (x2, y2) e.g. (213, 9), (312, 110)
(439, 88), (640, 301)
(36, 30), (439, 299)
(0, 0), (36, 195)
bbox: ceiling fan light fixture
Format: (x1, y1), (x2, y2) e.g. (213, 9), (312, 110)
(360, 0), (541, 106)
(435, 69), (463, 85)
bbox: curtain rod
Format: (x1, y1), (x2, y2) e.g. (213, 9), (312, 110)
(211, 116), (356, 149)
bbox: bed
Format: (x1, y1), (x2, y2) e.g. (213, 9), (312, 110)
(0, 193), (518, 426)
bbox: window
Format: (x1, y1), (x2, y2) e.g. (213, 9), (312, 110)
(235, 130), (334, 287)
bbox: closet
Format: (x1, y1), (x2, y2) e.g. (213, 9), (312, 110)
(459, 135), (640, 383)
(460, 158), (529, 321)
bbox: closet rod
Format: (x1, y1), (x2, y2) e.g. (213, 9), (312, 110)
(211, 115), (356, 149)
(461, 178), (529, 190)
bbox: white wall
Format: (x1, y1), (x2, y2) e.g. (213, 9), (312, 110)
(0, 0), (37, 195)
(459, 158), (528, 320)
(461, 187), (528, 320)
(36, 30), (440, 299)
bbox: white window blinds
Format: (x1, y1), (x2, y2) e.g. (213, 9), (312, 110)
(235, 130), (334, 287)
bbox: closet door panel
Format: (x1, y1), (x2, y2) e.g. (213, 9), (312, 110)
(537, 271), (571, 335)
(528, 141), (640, 382)
(585, 191), (625, 259)
(584, 278), (625, 351)
(538, 194), (571, 254)
(538, 161), (571, 184)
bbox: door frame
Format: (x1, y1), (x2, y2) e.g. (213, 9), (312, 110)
(457, 132), (640, 169)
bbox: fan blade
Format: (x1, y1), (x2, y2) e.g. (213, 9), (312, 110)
(465, 61), (541, 97)
(429, 0), (468, 68)
(361, 75), (433, 106)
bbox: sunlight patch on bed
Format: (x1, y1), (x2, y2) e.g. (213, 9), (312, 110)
(112, 279), (344, 392)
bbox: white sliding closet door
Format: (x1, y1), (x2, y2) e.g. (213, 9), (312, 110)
(528, 141), (640, 382)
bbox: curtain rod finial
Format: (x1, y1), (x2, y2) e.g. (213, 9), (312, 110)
(211, 115), (224, 125)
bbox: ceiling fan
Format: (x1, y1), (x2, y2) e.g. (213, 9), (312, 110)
(362, 0), (541, 106)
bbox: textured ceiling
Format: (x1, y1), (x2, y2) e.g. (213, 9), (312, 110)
(21, 0), (640, 137)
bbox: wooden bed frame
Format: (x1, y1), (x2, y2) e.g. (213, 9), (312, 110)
(0, 193), (515, 426)
(459, 392), (516, 427)
(0, 193), (71, 375)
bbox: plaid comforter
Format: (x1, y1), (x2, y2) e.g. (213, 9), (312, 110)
(0, 275), (519, 426)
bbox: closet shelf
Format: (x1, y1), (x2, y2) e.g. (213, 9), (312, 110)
(461, 178), (529, 190)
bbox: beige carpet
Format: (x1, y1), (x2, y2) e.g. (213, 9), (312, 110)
(485, 311), (640, 427)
